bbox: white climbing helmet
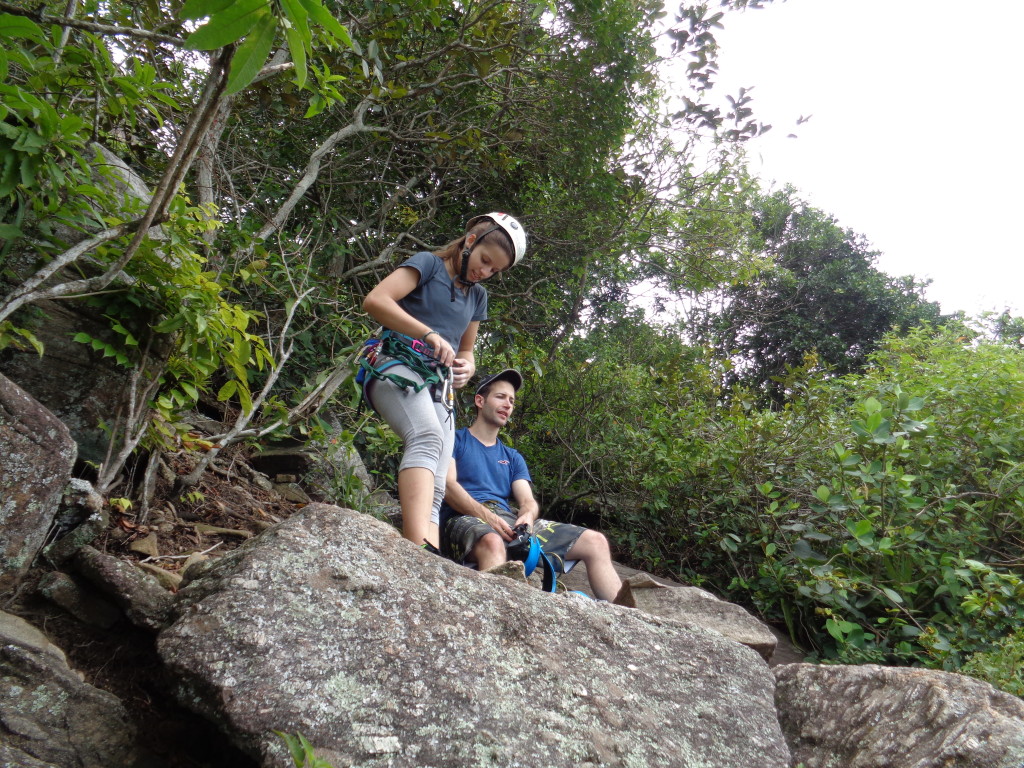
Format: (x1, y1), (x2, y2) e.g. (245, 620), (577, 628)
(465, 211), (527, 267)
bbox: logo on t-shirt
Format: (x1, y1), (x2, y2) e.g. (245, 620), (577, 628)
(497, 459), (510, 465)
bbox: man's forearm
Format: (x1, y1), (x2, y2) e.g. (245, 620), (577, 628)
(444, 481), (492, 520)
(517, 499), (539, 524)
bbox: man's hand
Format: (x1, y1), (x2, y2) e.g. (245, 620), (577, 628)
(479, 505), (514, 541)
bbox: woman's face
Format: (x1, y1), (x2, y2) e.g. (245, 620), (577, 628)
(464, 235), (513, 282)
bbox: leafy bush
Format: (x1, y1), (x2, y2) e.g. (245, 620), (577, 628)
(580, 324), (1024, 669)
(961, 629), (1024, 698)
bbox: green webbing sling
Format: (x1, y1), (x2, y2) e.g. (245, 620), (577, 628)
(358, 332), (449, 397)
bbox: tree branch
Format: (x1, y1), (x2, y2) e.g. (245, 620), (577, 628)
(0, 1), (184, 46)
(178, 288), (316, 489)
(0, 48), (234, 324)
(250, 98), (380, 245)
(0, 220), (140, 324)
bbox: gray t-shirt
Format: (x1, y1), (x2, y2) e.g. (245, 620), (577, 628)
(395, 251), (488, 349)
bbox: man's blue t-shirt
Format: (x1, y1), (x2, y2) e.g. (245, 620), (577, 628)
(396, 252), (488, 349)
(452, 427), (530, 514)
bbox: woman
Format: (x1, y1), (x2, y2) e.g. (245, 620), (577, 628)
(361, 212), (527, 550)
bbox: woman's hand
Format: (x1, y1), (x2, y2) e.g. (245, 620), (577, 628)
(451, 357), (475, 388)
(425, 332), (455, 367)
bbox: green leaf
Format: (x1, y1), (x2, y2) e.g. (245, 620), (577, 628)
(152, 316), (184, 333)
(297, 0), (354, 49)
(825, 618), (844, 641)
(281, 0), (310, 87)
(217, 380), (238, 401)
(237, 384), (253, 414)
(0, 223), (22, 239)
(792, 538), (826, 563)
(815, 485), (831, 503)
(184, 0), (268, 50)
(303, 95), (326, 118)
(846, 518), (872, 539)
(880, 587), (903, 604)
(280, 0), (310, 37)
(179, 0), (236, 21)
(225, 11), (277, 94)
(16, 327), (44, 356)
(0, 14), (45, 43)
(284, 25), (307, 89)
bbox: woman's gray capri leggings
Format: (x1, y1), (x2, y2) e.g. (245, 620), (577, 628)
(365, 363), (454, 524)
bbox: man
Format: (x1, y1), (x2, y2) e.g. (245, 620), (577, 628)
(441, 369), (623, 601)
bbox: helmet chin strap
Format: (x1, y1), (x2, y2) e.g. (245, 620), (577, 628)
(451, 244), (473, 302)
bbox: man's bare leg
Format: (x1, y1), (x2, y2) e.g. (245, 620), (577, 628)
(471, 532), (508, 571)
(566, 530), (622, 601)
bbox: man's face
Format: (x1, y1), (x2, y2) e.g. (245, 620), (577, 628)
(476, 380), (516, 427)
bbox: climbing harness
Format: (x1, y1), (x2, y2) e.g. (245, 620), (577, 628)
(355, 330), (454, 417)
(505, 523), (558, 593)
(516, 533), (558, 593)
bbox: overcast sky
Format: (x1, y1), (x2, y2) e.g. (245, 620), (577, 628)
(707, 0), (1024, 318)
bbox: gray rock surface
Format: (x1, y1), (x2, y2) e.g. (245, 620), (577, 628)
(0, 373), (76, 593)
(160, 504), (791, 768)
(615, 573), (778, 661)
(0, 610), (137, 768)
(774, 662), (1024, 768)
(44, 480), (109, 567)
(37, 570), (122, 629)
(73, 545), (175, 631)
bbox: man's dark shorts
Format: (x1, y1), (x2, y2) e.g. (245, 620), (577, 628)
(442, 501), (586, 573)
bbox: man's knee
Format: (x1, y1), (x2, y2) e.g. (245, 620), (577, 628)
(473, 532), (506, 563)
(572, 528), (611, 560)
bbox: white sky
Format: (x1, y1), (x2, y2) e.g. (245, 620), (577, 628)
(708, 0), (1024, 318)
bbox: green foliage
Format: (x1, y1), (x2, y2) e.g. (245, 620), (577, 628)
(690, 188), (947, 407)
(182, 0), (356, 93)
(275, 731), (336, 768)
(0, 320), (43, 355)
(1, 11), (273, 457)
(593, 325), (1024, 669)
(961, 628), (1024, 697)
(508, 314), (721, 570)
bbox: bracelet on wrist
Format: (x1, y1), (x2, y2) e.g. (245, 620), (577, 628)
(422, 330), (436, 344)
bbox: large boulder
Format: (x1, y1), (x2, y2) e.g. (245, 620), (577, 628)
(774, 662), (1024, 768)
(0, 373), (76, 593)
(614, 573), (778, 662)
(0, 610), (137, 768)
(159, 504), (791, 768)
